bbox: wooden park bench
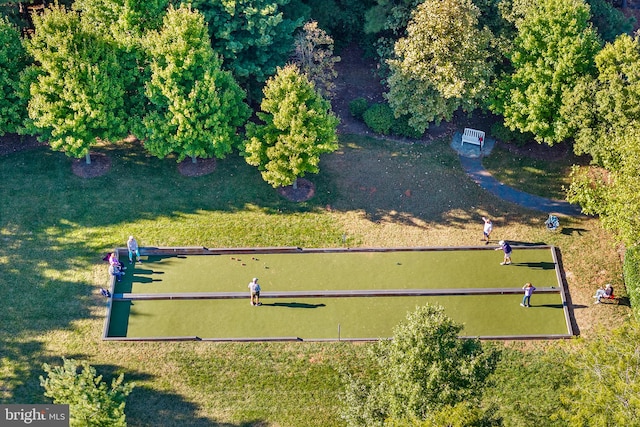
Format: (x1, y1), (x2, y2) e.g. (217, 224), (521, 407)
(461, 128), (485, 149)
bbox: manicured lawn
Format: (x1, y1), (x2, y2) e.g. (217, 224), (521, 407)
(481, 144), (587, 200)
(0, 135), (627, 426)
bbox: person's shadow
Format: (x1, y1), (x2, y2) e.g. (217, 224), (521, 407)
(510, 261), (556, 270)
(262, 302), (326, 309)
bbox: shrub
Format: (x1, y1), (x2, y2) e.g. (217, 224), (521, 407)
(349, 97), (369, 120)
(40, 358), (135, 427)
(391, 114), (424, 139)
(490, 121), (534, 147)
(363, 103), (394, 135)
(624, 246), (640, 319)
(341, 304), (497, 425)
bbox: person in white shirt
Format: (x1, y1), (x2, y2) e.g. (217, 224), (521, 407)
(248, 278), (261, 306)
(482, 217), (493, 244)
(127, 235), (142, 264)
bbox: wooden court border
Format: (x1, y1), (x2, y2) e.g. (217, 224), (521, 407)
(102, 245), (575, 341)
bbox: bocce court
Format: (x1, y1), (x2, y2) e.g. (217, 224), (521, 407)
(103, 246), (574, 341)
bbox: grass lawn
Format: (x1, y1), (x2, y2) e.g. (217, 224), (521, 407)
(481, 144), (587, 200)
(0, 135), (629, 426)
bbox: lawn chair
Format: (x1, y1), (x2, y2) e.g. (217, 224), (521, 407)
(545, 214), (560, 232)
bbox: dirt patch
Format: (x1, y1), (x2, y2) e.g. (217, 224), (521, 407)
(71, 153), (112, 178)
(278, 178), (316, 202)
(495, 140), (572, 162)
(333, 44), (386, 135)
(178, 157), (217, 177)
(0, 133), (45, 156)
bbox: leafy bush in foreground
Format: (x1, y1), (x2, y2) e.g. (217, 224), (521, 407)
(341, 304), (497, 426)
(41, 358), (135, 427)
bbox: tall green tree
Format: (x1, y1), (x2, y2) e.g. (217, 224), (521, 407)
(385, 0), (494, 133)
(23, 5), (130, 163)
(302, 0), (372, 47)
(0, 16), (28, 135)
(364, 0), (422, 71)
(191, 0), (303, 99)
(139, 4), (250, 164)
(558, 321), (640, 425)
(40, 358), (135, 427)
(341, 304), (497, 426)
(72, 0), (168, 135)
(564, 34), (640, 245)
(243, 64), (339, 189)
(567, 130), (640, 245)
(73, 0), (168, 37)
(291, 20), (341, 98)
(586, 0), (634, 43)
(489, 0), (601, 145)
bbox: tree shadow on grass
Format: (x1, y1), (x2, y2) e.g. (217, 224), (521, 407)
(321, 136), (569, 230)
(7, 353), (255, 427)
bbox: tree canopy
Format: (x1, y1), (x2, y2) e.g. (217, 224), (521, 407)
(191, 0), (303, 99)
(558, 321), (640, 425)
(565, 34), (640, 245)
(243, 64), (339, 188)
(23, 5), (130, 162)
(0, 16), (28, 135)
(385, 0), (494, 133)
(341, 304), (497, 426)
(73, 0), (168, 37)
(586, 0), (635, 43)
(139, 4), (250, 163)
(73, 0), (166, 133)
(40, 358), (135, 427)
(291, 20), (340, 99)
(489, 0), (601, 145)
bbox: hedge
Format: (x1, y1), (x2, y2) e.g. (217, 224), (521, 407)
(623, 246), (640, 319)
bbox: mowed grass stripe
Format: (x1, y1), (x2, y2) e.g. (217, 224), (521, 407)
(114, 247), (559, 295)
(107, 293), (568, 339)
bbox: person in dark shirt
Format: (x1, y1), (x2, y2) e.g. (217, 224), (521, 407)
(496, 240), (512, 265)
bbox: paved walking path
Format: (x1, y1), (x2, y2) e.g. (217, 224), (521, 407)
(451, 131), (584, 217)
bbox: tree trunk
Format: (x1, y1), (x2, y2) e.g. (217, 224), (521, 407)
(293, 178), (298, 190)
(85, 153), (91, 165)
(191, 155), (197, 164)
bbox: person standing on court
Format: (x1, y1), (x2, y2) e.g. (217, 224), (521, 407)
(127, 235), (142, 264)
(496, 240), (512, 265)
(481, 217), (493, 244)
(521, 282), (536, 307)
(248, 277), (261, 306)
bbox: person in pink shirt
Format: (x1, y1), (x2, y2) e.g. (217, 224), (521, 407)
(108, 252), (126, 270)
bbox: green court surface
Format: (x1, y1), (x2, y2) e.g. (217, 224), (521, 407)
(104, 246), (573, 341)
